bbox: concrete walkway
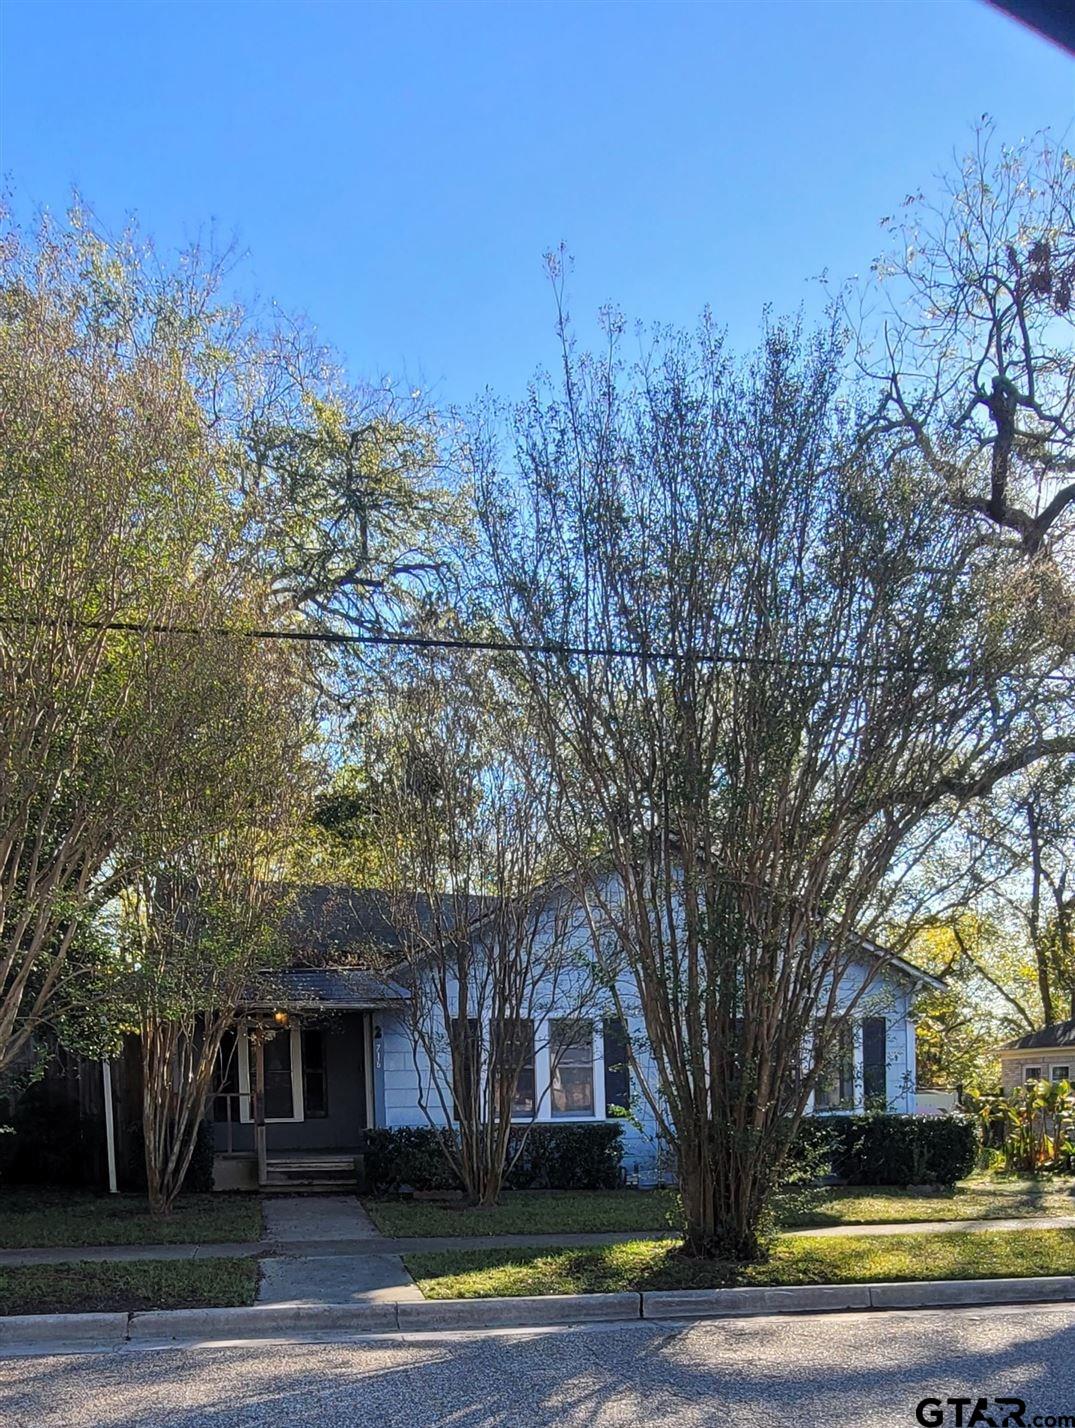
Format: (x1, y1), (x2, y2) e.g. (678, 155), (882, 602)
(260, 1194), (381, 1244)
(0, 1211), (1072, 1269)
(257, 1196), (423, 1304)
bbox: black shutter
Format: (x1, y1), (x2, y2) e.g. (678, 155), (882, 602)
(862, 1017), (887, 1108)
(603, 1017), (630, 1113)
(450, 1017), (479, 1122)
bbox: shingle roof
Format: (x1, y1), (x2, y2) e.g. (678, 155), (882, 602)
(245, 967), (409, 1010)
(281, 885), (496, 964)
(1002, 1019), (1075, 1052)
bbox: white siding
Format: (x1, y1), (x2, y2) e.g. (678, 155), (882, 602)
(371, 885), (925, 1183)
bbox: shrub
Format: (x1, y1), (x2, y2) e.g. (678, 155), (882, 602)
(792, 1112), (979, 1187)
(964, 1081), (1075, 1175)
(362, 1122), (623, 1195)
(506, 1123), (622, 1190)
(361, 1127), (463, 1194)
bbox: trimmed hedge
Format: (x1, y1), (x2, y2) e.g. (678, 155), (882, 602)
(361, 1127), (461, 1194)
(794, 1112), (979, 1187)
(362, 1122), (623, 1194)
(509, 1123), (623, 1190)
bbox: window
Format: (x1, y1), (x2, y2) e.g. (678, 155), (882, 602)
(450, 1017), (479, 1121)
(814, 1021), (854, 1111)
(494, 1018), (535, 1118)
(603, 1017), (631, 1114)
(1024, 1066), (1042, 1084)
(862, 1017), (887, 1109)
(302, 1028), (328, 1118)
(1051, 1065), (1070, 1083)
(551, 1019), (594, 1117)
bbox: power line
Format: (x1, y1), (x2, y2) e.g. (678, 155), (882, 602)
(5, 613), (1074, 684)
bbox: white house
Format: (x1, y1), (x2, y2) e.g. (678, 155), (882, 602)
(211, 884), (943, 1191)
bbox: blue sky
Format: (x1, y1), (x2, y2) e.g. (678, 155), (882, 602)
(1, 0), (1072, 408)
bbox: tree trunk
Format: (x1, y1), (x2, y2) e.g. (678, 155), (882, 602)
(678, 1140), (766, 1263)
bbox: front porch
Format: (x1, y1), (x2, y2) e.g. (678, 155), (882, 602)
(212, 968), (407, 1191)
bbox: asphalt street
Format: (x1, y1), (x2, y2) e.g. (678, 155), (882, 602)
(1, 1302), (1073, 1428)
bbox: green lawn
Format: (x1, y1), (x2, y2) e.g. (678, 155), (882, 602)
(0, 1192), (262, 1249)
(0, 1257), (258, 1315)
(363, 1189), (680, 1237)
(785, 1180), (1075, 1228)
(405, 1227), (1075, 1299)
(363, 1179), (1074, 1239)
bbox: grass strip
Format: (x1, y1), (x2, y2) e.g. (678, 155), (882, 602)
(0, 1256), (258, 1315)
(364, 1180), (1075, 1239)
(405, 1227), (1075, 1299)
(0, 1192), (262, 1249)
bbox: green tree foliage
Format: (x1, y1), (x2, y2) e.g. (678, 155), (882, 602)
(0, 202), (460, 1071)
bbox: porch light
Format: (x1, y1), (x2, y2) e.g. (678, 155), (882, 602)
(273, 1010), (290, 1028)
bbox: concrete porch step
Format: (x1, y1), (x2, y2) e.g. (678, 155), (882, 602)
(266, 1158), (356, 1172)
(263, 1154), (359, 1191)
(261, 1180), (358, 1192)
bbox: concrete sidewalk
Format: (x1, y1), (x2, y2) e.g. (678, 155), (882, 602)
(256, 1196), (423, 1304)
(0, 1211), (1072, 1268)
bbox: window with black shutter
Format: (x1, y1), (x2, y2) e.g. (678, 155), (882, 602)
(862, 1017), (887, 1109)
(602, 1017), (630, 1113)
(814, 1020), (855, 1111)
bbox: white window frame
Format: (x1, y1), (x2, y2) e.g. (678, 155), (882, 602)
(809, 1018), (864, 1114)
(237, 1022), (305, 1124)
(1050, 1064), (1070, 1083)
(549, 1017), (598, 1119)
(535, 1014), (605, 1123)
(1024, 1066), (1042, 1084)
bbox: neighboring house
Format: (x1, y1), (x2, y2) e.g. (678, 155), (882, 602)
(998, 1020), (1075, 1093)
(211, 883), (943, 1192)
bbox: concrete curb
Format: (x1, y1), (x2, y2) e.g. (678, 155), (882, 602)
(0, 1312), (130, 1349)
(862, 1275), (1075, 1311)
(643, 1275), (1075, 1319)
(397, 1292), (641, 1332)
(644, 1284), (873, 1319)
(127, 1303), (400, 1341)
(2, 1276), (1074, 1350)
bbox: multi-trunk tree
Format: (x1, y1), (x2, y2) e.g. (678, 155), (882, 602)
(360, 656), (591, 1206)
(473, 300), (1072, 1260)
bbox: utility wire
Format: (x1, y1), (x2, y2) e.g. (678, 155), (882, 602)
(5, 614), (1074, 684)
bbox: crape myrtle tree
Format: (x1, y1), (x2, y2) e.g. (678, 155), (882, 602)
(907, 754), (1075, 1047)
(967, 759), (1075, 1028)
(124, 640), (311, 1215)
(0, 214), (281, 1073)
(473, 298), (1073, 1260)
(363, 654), (593, 1207)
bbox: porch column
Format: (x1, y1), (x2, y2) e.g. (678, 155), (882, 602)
(252, 1033), (267, 1186)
